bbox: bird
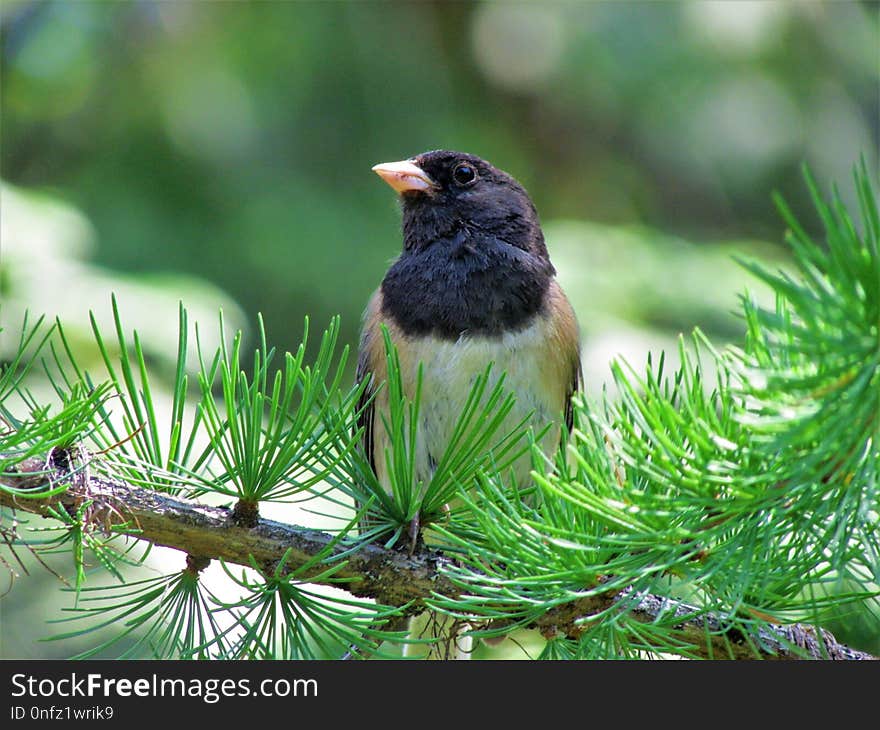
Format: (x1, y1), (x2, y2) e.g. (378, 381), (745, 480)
(357, 149), (581, 658)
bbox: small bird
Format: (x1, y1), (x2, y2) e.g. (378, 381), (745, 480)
(358, 150), (581, 658)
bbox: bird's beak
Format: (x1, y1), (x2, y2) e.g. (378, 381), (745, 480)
(371, 159), (436, 194)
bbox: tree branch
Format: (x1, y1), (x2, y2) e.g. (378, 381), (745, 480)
(1, 454), (875, 660)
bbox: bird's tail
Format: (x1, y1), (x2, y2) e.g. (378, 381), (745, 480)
(403, 611), (473, 660)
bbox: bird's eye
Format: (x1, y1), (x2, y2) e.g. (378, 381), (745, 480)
(452, 163), (477, 186)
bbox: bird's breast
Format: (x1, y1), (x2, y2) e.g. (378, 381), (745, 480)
(393, 314), (568, 486)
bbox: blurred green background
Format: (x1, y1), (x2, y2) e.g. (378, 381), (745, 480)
(1, 0), (878, 658)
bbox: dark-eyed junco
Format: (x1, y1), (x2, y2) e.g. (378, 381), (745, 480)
(358, 149), (581, 657)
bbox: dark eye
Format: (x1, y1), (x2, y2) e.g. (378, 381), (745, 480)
(452, 163), (477, 186)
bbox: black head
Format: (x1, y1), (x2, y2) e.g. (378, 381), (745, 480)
(373, 150), (551, 262)
(372, 150), (556, 339)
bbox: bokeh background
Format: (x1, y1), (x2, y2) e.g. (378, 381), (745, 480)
(1, 0), (878, 657)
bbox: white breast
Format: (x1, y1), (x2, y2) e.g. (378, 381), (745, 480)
(396, 317), (564, 487)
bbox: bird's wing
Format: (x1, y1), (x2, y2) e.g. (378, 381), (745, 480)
(564, 350), (582, 437)
(355, 338), (377, 478)
(354, 289), (386, 480)
(544, 278), (582, 441)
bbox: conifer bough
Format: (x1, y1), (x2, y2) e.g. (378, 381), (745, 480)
(0, 163), (878, 660)
(0, 455), (873, 660)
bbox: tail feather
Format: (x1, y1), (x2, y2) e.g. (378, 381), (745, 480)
(403, 611), (473, 660)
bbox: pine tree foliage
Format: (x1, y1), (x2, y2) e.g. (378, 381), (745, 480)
(0, 164), (877, 659)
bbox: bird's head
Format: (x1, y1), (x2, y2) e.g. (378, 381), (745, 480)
(372, 150), (550, 263)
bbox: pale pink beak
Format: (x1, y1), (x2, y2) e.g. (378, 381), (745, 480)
(371, 159), (436, 194)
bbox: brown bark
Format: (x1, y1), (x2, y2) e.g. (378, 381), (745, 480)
(1, 454), (875, 660)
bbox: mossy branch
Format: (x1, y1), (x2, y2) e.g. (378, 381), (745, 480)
(2, 452), (874, 661)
